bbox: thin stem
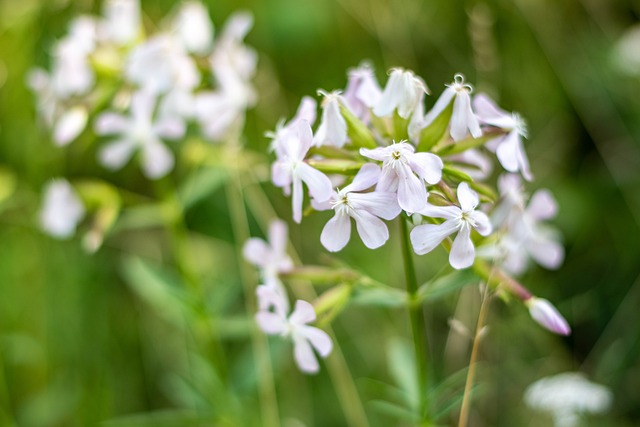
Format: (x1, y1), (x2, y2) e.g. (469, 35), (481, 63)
(399, 216), (428, 423)
(458, 281), (492, 427)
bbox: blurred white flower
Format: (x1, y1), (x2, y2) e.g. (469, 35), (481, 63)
(422, 73), (482, 142)
(313, 163), (401, 252)
(374, 68), (428, 119)
(613, 24), (640, 76)
(411, 182), (492, 269)
(243, 219), (294, 288)
(271, 120), (333, 223)
(172, 1), (214, 55)
(360, 141), (443, 213)
(210, 12), (257, 82)
(473, 93), (532, 181)
(95, 90), (185, 179)
(343, 63), (382, 121)
(53, 106), (88, 146)
(314, 90), (348, 148)
(525, 372), (612, 427)
(101, 0), (141, 45)
(526, 297), (570, 335)
(256, 299), (333, 374)
(51, 37), (95, 98)
(125, 35), (199, 94)
(40, 179), (85, 239)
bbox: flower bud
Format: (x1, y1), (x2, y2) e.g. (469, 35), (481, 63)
(526, 297), (571, 336)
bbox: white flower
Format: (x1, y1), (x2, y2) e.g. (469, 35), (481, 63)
(343, 63), (382, 121)
(101, 0), (141, 45)
(373, 68), (428, 119)
(51, 37), (95, 98)
(473, 93), (532, 181)
(95, 90), (185, 179)
(256, 299), (333, 374)
(243, 219), (294, 287)
(125, 35), (199, 94)
(449, 148), (493, 181)
(271, 120), (333, 223)
(40, 179), (85, 239)
(172, 1), (214, 55)
(53, 106), (89, 147)
(313, 164), (401, 252)
(411, 182), (492, 269)
(525, 373), (612, 427)
(422, 73), (482, 142)
(269, 96), (317, 155)
(210, 12), (257, 83)
(360, 141), (443, 213)
(314, 90), (348, 148)
(492, 174), (564, 274)
(526, 297), (571, 335)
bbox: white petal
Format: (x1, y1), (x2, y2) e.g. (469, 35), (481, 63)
(297, 162), (333, 203)
(271, 161), (292, 189)
(256, 284), (289, 318)
(40, 180), (85, 238)
(314, 95), (347, 147)
(320, 213), (351, 252)
(376, 166), (399, 193)
(173, 1), (213, 54)
(295, 120), (314, 160)
(359, 146), (388, 162)
(255, 311), (287, 335)
(292, 178), (303, 224)
(342, 163), (380, 193)
(355, 71), (382, 108)
(408, 152), (443, 185)
(418, 204), (461, 220)
(98, 139), (136, 170)
(373, 71), (403, 117)
(352, 209), (389, 249)
(457, 182), (479, 212)
(94, 112), (130, 135)
(449, 225), (475, 269)
(54, 107), (88, 146)
(528, 190), (558, 220)
(516, 138), (534, 182)
(472, 93), (509, 124)
(269, 220), (289, 258)
(527, 236), (564, 270)
(528, 298), (571, 335)
(422, 87), (455, 128)
(141, 141), (174, 179)
(299, 325), (332, 357)
(242, 238), (270, 268)
(410, 218), (460, 255)
(154, 116), (186, 139)
(470, 211), (492, 236)
(293, 335), (320, 373)
(348, 191), (401, 220)
(289, 299), (317, 325)
(131, 90), (155, 122)
(496, 131), (521, 172)
(396, 165), (428, 213)
(450, 92), (472, 141)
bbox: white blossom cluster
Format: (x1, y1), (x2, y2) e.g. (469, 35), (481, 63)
(29, 0), (256, 180)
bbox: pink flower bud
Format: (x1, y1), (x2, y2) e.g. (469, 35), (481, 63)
(526, 297), (571, 336)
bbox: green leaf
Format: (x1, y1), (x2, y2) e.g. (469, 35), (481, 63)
(417, 269), (478, 303)
(369, 400), (418, 423)
(178, 167), (227, 209)
(340, 103), (377, 148)
(306, 158), (365, 174)
(417, 101), (453, 152)
(101, 410), (210, 427)
(468, 181), (498, 203)
(351, 286), (407, 307)
(388, 338), (419, 411)
(442, 164), (474, 183)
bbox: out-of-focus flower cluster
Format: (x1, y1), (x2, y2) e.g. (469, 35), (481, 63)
(242, 63), (571, 366)
(29, 0), (256, 179)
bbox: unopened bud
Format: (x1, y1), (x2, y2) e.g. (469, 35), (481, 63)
(526, 297), (571, 336)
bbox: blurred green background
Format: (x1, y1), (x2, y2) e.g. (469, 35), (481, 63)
(1, 0), (639, 425)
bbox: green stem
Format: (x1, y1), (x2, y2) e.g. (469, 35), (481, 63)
(399, 216), (428, 423)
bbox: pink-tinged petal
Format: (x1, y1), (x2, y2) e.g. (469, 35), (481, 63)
(396, 165), (428, 213)
(271, 161), (292, 189)
(94, 112), (129, 136)
(467, 105), (482, 139)
(528, 190), (558, 221)
(255, 311), (287, 335)
(289, 299), (316, 325)
(355, 71), (382, 108)
(311, 194), (335, 212)
(496, 131), (520, 173)
(141, 141), (174, 179)
(349, 191), (401, 220)
(269, 220), (289, 258)
(343, 163), (381, 193)
(242, 238), (270, 268)
(373, 71), (403, 117)
(299, 325), (332, 357)
(376, 166), (398, 192)
(470, 211), (492, 236)
(409, 152), (443, 185)
(98, 139), (136, 170)
(293, 335), (319, 373)
(320, 213), (351, 252)
(410, 218), (460, 255)
(449, 225), (475, 269)
(314, 94), (348, 147)
(527, 236), (565, 270)
(473, 93), (505, 121)
(295, 120), (314, 160)
(516, 138), (534, 182)
(418, 204), (461, 220)
(291, 96), (317, 127)
(422, 87), (455, 128)
(457, 182), (479, 212)
(154, 116), (186, 139)
(54, 107), (88, 146)
(352, 209), (389, 249)
(297, 162), (333, 203)
(359, 146), (388, 162)
(527, 297), (571, 336)
(291, 178), (303, 224)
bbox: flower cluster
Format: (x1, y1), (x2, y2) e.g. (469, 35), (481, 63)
(29, 0), (256, 179)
